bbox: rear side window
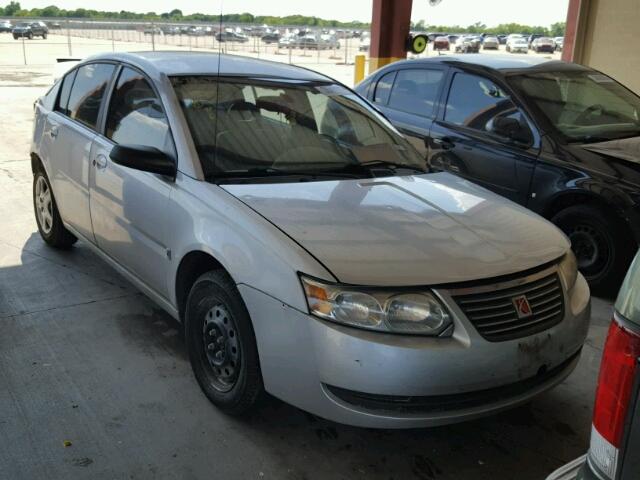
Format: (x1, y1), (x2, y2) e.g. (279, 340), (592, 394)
(105, 67), (171, 152)
(66, 63), (115, 130)
(373, 71), (395, 104)
(387, 69), (444, 117)
(56, 69), (77, 116)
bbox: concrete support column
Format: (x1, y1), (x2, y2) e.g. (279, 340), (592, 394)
(369, 0), (413, 72)
(562, 0), (587, 62)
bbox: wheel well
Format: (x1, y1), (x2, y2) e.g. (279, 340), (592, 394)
(175, 251), (226, 322)
(544, 192), (611, 219)
(30, 152), (43, 174)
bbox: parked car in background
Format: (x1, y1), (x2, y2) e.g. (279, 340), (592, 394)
(48, 21), (62, 30)
(0, 20), (12, 32)
(447, 34), (460, 44)
(215, 31), (249, 42)
(433, 35), (450, 51)
(497, 34), (508, 44)
(531, 37), (556, 53)
(483, 36), (500, 50)
(278, 34), (297, 49)
(528, 33), (544, 47)
(507, 38), (529, 53)
(31, 51), (590, 428)
(12, 21), (48, 39)
(427, 32), (447, 42)
(143, 26), (162, 36)
(455, 36), (481, 53)
(187, 26), (206, 37)
(355, 55), (640, 293)
(554, 37), (565, 51)
(547, 252), (640, 480)
(260, 32), (280, 44)
(319, 34), (340, 50)
(359, 35), (370, 52)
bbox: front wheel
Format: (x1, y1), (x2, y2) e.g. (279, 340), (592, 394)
(185, 270), (263, 415)
(42, 32), (47, 39)
(552, 205), (636, 296)
(33, 169), (77, 249)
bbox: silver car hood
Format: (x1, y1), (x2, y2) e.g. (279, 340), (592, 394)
(223, 173), (569, 286)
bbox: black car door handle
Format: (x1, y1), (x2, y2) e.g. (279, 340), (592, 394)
(433, 137), (454, 150)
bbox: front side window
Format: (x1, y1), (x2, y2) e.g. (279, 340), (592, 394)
(105, 67), (171, 152)
(445, 72), (531, 141)
(509, 70), (640, 143)
(387, 69), (444, 117)
(66, 63), (115, 130)
(171, 76), (425, 181)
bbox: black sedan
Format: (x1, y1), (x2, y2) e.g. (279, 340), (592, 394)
(355, 55), (640, 294)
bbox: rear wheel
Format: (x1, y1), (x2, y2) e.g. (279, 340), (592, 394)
(185, 270), (263, 415)
(27, 32), (33, 40)
(33, 168), (77, 249)
(552, 205), (636, 296)
(42, 32), (47, 39)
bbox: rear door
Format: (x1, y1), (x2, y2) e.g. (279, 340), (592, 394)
(369, 66), (447, 163)
(44, 63), (116, 241)
(89, 65), (174, 298)
(429, 69), (540, 205)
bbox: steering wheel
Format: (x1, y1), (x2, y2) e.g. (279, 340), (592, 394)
(575, 104), (607, 125)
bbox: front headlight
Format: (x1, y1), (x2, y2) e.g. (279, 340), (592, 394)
(559, 250), (578, 290)
(301, 276), (452, 336)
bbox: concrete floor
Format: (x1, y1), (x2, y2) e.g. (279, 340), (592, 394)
(0, 65), (615, 480)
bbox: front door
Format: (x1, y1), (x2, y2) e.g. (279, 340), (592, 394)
(89, 66), (175, 298)
(429, 71), (539, 205)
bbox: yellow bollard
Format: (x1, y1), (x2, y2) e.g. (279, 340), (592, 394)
(354, 54), (366, 85)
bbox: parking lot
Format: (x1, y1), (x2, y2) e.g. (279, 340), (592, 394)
(0, 51), (612, 480)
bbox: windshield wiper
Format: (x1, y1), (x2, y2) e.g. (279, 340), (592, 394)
(209, 167), (362, 183)
(339, 160), (426, 174)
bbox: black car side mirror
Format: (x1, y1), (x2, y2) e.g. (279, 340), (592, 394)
(110, 144), (177, 178)
(492, 117), (532, 145)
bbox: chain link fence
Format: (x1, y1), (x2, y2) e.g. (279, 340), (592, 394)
(0, 18), (370, 67)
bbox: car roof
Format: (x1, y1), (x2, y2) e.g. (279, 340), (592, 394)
(377, 54), (588, 74)
(81, 51), (332, 82)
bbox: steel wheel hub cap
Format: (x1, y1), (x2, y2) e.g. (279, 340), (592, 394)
(569, 225), (600, 270)
(203, 304), (240, 388)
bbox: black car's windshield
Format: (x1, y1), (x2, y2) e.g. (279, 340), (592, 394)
(171, 76), (425, 182)
(509, 70), (640, 143)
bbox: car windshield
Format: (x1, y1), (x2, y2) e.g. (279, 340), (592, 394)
(171, 76), (426, 182)
(509, 70), (640, 143)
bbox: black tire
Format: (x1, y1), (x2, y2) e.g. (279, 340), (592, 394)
(42, 32), (47, 39)
(27, 32), (33, 40)
(185, 270), (263, 415)
(13, 34), (18, 40)
(33, 167), (77, 249)
(551, 205), (636, 296)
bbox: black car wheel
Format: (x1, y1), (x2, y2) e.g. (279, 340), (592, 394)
(42, 32), (47, 39)
(185, 270), (263, 415)
(552, 205), (636, 295)
(27, 32), (33, 40)
(13, 34), (18, 40)
(33, 168), (77, 249)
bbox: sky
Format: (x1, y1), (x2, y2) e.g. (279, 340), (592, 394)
(18, 0), (570, 27)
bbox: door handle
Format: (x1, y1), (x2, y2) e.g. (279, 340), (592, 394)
(93, 154), (107, 170)
(433, 136), (454, 150)
(49, 125), (58, 138)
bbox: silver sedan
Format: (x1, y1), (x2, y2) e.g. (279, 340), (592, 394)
(30, 52), (590, 428)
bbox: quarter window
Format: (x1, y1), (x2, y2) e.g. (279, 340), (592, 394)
(445, 72), (531, 140)
(374, 71), (395, 105)
(387, 69), (444, 117)
(105, 67), (171, 152)
(66, 63), (115, 130)
(56, 69), (77, 116)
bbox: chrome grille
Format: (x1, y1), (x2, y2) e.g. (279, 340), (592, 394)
(451, 271), (565, 342)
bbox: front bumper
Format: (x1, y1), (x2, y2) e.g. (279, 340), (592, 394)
(240, 272), (590, 428)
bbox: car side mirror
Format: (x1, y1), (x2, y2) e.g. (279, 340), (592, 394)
(492, 117), (532, 145)
(109, 144), (177, 178)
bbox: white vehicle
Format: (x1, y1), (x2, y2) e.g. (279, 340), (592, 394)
(30, 52), (590, 428)
(507, 38), (530, 53)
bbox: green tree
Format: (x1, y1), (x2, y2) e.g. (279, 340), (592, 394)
(4, 1), (21, 15)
